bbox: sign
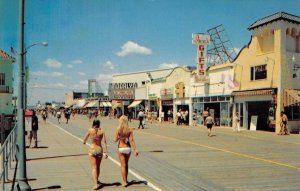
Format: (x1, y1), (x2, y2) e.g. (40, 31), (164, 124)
(192, 33), (210, 79)
(162, 100), (173, 106)
(148, 93), (157, 100)
(250, 115), (258, 131)
(160, 88), (172, 96)
(98, 96), (110, 101)
(112, 90), (134, 100)
(192, 33), (210, 45)
(110, 83), (138, 90)
(175, 82), (185, 98)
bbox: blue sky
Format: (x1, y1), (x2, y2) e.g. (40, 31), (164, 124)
(1, 0), (300, 105)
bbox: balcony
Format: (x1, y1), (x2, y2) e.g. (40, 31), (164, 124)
(0, 85), (10, 93)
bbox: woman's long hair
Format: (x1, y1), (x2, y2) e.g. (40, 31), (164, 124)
(119, 115), (130, 134)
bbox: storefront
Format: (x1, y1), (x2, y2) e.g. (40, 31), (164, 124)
(160, 88), (173, 122)
(192, 95), (232, 126)
(233, 89), (276, 131)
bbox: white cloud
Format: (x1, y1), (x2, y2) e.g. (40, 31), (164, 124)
(159, 62), (178, 69)
(234, 47), (241, 54)
(52, 72), (64, 77)
(72, 59), (83, 64)
(102, 61), (115, 70)
(31, 71), (49, 77)
(79, 80), (88, 85)
(43, 58), (62, 68)
(116, 41), (152, 57)
(78, 72), (86, 76)
(66, 64), (73, 68)
(52, 83), (66, 88)
(31, 71), (64, 78)
(95, 74), (113, 81)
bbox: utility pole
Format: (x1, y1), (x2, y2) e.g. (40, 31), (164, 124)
(16, 0), (31, 190)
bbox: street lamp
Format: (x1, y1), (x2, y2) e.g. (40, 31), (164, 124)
(15, 1), (47, 190)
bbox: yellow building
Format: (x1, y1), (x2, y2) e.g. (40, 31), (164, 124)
(232, 12), (300, 133)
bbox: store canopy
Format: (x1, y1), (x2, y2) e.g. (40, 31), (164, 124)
(232, 89), (274, 96)
(85, 101), (98, 108)
(106, 102), (112, 107)
(112, 103), (122, 109)
(283, 89), (300, 107)
(128, 100), (142, 108)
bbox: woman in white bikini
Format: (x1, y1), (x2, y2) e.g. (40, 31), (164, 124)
(114, 115), (138, 187)
(83, 120), (108, 190)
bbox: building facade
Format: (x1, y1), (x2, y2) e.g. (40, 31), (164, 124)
(0, 50), (15, 115)
(232, 12), (300, 133)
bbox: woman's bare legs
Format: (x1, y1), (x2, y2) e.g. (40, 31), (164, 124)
(118, 152), (131, 186)
(89, 155), (102, 189)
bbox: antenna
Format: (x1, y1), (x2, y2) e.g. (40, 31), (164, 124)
(207, 24), (237, 66)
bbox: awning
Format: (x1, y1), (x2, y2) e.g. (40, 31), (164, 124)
(128, 100), (142, 108)
(85, 101), (98, 108)
(232, 89), (274, 97)
(105, 102), (112, 107)
(112, 103), (122, 109)
(284, 89), (300, 107)
(102, 102), (108, 107)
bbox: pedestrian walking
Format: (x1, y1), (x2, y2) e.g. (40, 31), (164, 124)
(83, 120), (108, 190)
(233, 112), (241, 132)
(278, 111), (290, 135)
(28, 110), (39, 148)
(202, 107), (209, 125)
(64, 109), (71, 124)
(137, 110), (145, 129)
(41, 109), (47, 124)
(176, 110), (181, 126)
(160, 111), (164, 123)
(205, 113), (214, 137)
(192, 110), (197, 126)
(114, 115), (138, 187)
(56, 109), (62, 124)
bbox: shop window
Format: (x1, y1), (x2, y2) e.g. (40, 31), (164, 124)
(218, 96), (225, 101)
(0, 73), (5, 85)
(211, 96), (217, 101)
(285, 105), (300, 120)
(250, 64), (267, 80)
(204, 97), (210, 102)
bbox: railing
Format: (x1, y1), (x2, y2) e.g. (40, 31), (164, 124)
(0, 86), (9, 93)
(0, 124), (17, 191)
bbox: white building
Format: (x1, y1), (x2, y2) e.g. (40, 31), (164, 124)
(0, 50), (15, 115)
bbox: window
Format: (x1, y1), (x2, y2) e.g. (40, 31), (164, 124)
(0, 73), (5, 85)
(251, 64), (267, 80)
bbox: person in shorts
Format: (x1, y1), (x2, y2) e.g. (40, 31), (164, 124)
(205, 113), (214, 137)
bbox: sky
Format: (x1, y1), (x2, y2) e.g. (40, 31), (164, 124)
(1, 0), (300, 106)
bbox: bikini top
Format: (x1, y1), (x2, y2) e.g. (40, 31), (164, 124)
(118, 131), (130, 144)
(91, 128), (101, 142)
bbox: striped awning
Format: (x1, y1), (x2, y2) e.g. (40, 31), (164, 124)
(128, 100), (142, 108)
(112, 102), (122, 109)
(284, 89), (300, 107)
(232, 89), (274, 97)
(85, 101), (98, 108)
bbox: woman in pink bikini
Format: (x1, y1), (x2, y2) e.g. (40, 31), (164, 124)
(83, 120), (108, 190)
(114, 115), (138, 187)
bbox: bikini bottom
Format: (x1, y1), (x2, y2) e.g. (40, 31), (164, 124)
(118, 147), (131, 154)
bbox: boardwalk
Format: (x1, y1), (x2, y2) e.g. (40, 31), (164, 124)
(6, 114), (300, 191)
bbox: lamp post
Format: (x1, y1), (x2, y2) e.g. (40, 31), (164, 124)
(16, 0), (48, 190)
(16, 0), (31, 190)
